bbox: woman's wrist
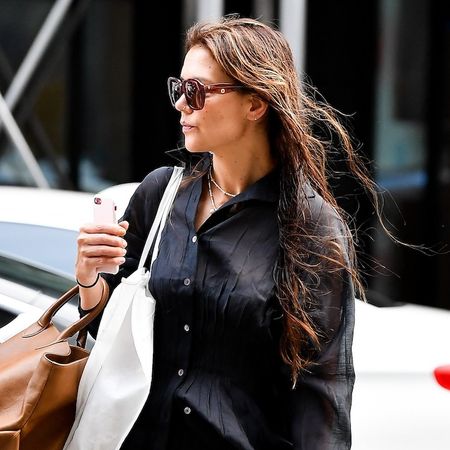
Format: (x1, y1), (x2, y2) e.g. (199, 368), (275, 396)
(76, 273), (100, 289)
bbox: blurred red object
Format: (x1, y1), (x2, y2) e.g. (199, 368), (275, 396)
(434, 365), (450, 390)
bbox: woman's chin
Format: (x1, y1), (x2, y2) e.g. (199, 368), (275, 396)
(184, 143), (210, 153)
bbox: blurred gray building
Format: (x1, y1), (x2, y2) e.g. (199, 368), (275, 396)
(0, 0), (449, 310)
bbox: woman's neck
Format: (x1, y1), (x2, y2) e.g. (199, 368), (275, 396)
(209, 143), (276, 195)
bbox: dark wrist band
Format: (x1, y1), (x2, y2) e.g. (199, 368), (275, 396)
(76, 274), (100, 289)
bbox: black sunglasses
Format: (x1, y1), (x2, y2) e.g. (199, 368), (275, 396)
(167, 77), (245, 110)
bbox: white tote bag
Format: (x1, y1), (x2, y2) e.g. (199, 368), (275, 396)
(64, 166), (184, 450)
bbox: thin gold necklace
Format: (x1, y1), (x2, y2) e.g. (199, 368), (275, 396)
(207, 169), (218, 213)
(209, 165), (238, 198)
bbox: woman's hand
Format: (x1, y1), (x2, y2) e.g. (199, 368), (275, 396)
(75, 220), (129, 285)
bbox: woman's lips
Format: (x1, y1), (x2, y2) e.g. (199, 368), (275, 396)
(181, 123), (195, 133)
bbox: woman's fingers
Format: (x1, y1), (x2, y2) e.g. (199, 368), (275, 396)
(119, 220), (129, 231)
(76, 221), (129, 278)
(80, 243), (126, 257)
(77, 232), (127, 249)
(80, 222), (128, 236)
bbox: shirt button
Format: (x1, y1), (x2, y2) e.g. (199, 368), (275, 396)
(183, 278), (191, 286)
(178, 369), (184, 376)
(192, 235), (197, 243)
(184, 324), (190, 332)
(184, 407), (191, 415)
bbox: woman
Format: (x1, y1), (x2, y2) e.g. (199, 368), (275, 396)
(76, 15), (369, 450)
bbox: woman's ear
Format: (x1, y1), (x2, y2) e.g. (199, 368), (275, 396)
(247, 95), (269, 122)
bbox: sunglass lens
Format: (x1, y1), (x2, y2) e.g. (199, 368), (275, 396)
(169, 79), (181, 106)
(167, 78), (204, 110)
(184, 79), (203, 110)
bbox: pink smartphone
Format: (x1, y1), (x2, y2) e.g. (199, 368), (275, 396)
(93, 196), (119, 274)
(93, 196), (117, 224)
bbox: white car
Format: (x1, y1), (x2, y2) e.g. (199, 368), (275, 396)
(352, 300), (450, 449)
(0, 183), (138, 332)
(0, 184), (449, 449)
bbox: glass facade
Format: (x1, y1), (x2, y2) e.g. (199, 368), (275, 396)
(374, 0), (427, 188)
(371, 0), (450, 309)
(0, 0), (133, 191)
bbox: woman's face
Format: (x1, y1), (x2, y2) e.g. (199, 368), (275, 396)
(176, 45), (252, 153)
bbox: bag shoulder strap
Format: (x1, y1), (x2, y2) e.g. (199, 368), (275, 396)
(138, 166), (184, 270)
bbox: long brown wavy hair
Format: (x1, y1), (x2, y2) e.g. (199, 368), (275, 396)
(185, 15), (380, 385)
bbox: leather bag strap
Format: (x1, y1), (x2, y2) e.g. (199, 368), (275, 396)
(57, 281), (107, 342)
(23, 282), (108, 346)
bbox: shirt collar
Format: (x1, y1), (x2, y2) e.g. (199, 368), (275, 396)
(165, 147), (210, 171)
(234, 167), (280, 204)
(165, 147), (279, 203)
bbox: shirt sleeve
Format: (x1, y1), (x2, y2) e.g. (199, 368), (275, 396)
(289, 271), (355, 449)
(78, 166), (174, 338)
(288, 197), (356, 450)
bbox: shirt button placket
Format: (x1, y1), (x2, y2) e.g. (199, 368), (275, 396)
(180, 242), (193, 415)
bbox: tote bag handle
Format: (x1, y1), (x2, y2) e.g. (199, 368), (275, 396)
(138, 166), (184, 271)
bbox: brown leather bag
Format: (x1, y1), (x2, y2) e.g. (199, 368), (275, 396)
(0, 284), (106, 450)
